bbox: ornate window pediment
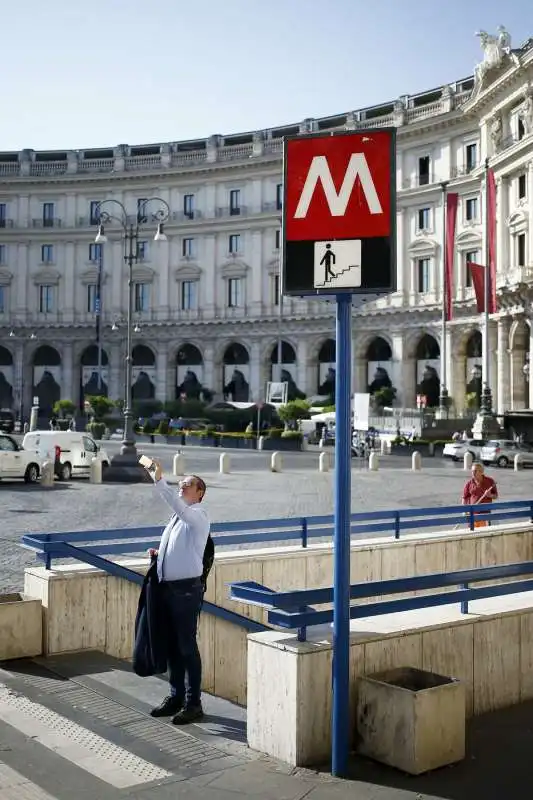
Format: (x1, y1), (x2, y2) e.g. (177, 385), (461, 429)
(507, 210), (528, 231)
(220, 259), (249, 279)
(174, 263), (201, 281)
(455, 230), (482, 251)
(131, 265), (155, 283)
(0, 269), (13, 286)
(32, 268), (60, 285)
(79, 268), (109, 286)
(407, 238), (437, 256)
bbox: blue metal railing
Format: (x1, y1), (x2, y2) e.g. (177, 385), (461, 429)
(229, 560), (533, 641)
(20, 499), (533, 570)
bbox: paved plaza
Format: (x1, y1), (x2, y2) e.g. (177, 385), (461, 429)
(2, 444), (533, 593)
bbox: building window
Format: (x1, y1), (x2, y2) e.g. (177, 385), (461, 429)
(181, 280), (198, 310)
(229, 189), (241, 215)
(275, 229), (281, 250)
(134, 282), (150, 312)
(228, 277), (243, 307)
(465, 143), (478, 172)
(517, 233), (527, 267)
(417, 258), (430, 293)
(518, 174), (527, 200)
(276, 183), (283, 210)
(183, 194), (195, 219)
(137, 198), (148, 223)
(0, 245), (6, 265)
(272, 274), (280, 306)
(89, 243), (102, 262)
(418, 156), (430, 186)
(38, 285), (55, 313)
(43, 202), (54, 227)
(89, 200), (101, 225)
(518, 116), (526, 141)
(229, 234), (241, 254)
(137, 241), (148, 261)
(0, 204), (6, 228)
(464, 250), (479, 288)
(0, 286), (5, 314)
(465, 197), (478, 222)
(41, 244), (54, 263)
(87, 284), (97, 313)
(182, 237), (195, 257)
(417, 207), (430, 231)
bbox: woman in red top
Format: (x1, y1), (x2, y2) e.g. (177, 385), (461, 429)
(462, 462), (498, 528)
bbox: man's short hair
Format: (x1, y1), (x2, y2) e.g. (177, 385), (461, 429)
(472, 462), (484, 471)
(192, 475), (206, 502)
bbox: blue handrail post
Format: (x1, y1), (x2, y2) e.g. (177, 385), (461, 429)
(394, 511), (401, 540)
(460, 582), (469, 614)
(332, 293), (352, 778)
(301, 517), (308, 548)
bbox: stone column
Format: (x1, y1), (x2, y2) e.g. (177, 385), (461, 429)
(249, 229), (263, 315)
(203, 235), (216, 319)
(353, 356), (367, 395)
(510, 349), (527, 410)
(296, 339), (308, 395)
(496, 318), (511, 413)
(203, 343), (215, 396)
(528, 163), (533, 263)
(155, 341), (168, 403)
(62, 342), (74, 403)
(63, 242), (75, 323)
(109, 341), (122, 403)
(156, 239), (170, 321)
(395, 209), (405, 294)
(496, 176), (508, 278)
(529, 322), (533, 410)
(249, 341), (261, 401)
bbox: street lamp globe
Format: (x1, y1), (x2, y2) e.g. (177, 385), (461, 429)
(95, 225), (107, 244)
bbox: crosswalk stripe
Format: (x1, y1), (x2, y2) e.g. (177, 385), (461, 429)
(0, 686), (171, 789)
(0, 760), (58, 800)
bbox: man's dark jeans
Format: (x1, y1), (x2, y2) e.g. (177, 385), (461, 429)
(161, 578), (203, 708)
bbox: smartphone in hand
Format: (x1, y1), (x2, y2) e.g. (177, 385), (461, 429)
(139, 455), (155, 472)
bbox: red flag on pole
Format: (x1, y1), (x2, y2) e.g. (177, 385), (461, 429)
(445, 193), (458, 321)
(468, 262), (496, 314)
(487, 168), (497, 314)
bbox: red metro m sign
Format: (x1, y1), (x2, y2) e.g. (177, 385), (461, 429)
(282, 129), (396, 297)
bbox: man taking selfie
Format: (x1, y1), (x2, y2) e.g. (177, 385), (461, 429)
(143, 458), (209, 724)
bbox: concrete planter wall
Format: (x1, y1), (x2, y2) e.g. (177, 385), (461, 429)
(261, 438), (302, 452)
(356, 667), (465, 775)
(0, 593), (42, 661)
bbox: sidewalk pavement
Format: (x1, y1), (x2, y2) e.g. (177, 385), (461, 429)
(0, 651), (532, 800)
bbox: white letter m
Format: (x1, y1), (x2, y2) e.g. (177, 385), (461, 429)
(294, 153), (383, 218)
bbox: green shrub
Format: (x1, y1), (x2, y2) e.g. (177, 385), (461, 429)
(280, 430), (303, 440)
(157, 420), (169, 435)
(87, 421), (106, 440)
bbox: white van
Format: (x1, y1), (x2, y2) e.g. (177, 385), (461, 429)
(22, 431), (110, 481)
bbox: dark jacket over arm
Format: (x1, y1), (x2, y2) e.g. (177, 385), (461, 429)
(132, 560), (168, 677)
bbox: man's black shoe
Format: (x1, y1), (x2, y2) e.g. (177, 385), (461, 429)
(172, 705), (204, 725)
(150, 696), (183, 717)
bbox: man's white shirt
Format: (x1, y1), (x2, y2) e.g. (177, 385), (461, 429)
(154, 478), (210, 581)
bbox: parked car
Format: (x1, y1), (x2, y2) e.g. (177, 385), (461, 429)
(0, 410), (15, 434)
(22, 431), (110, 480)
(0, 433), (43, 483)
(443, 438), (486, 461)
(480, 439), (533, 468)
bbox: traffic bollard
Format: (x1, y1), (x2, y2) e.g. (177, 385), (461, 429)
(514, 454), (523, 471)
(219, 452), (230, 474)
(319, 452), (329, 472)
(412, 451), (422, 471)
(173, 453), (185, 477)
(464, 452), (473, 471)
(90, 457), (102, 484)
(369, 452), (379, 471)
(271, 452), (282, 472)
(41, 460), (54, 487)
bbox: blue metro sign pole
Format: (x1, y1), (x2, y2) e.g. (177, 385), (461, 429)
(282, 129), (396, 776)
(332, 292), (352, 776)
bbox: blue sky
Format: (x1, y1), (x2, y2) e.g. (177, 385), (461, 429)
(2, 0), (531, 151)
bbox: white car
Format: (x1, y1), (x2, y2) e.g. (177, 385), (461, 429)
(22, 431), (110, 481)
(0, 433), (43, 483)
(443, 438), (487, 461)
